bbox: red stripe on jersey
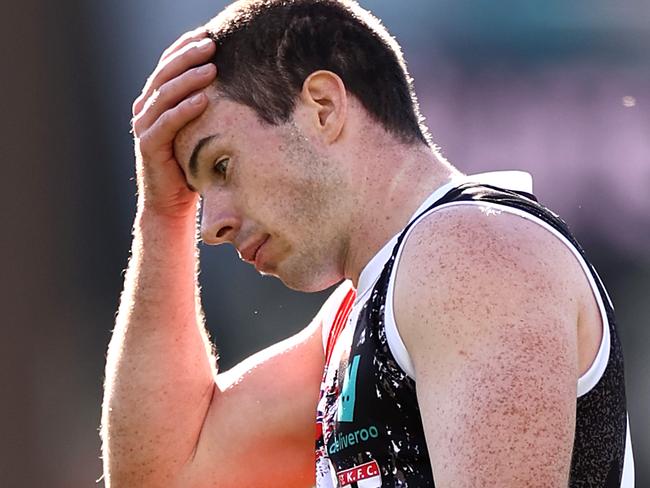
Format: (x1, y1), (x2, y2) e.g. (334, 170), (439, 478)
(315, 287), (357, 445)
(324, 287), (356, 367)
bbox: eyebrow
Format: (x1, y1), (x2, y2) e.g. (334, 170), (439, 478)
(188, 134), (219, 178)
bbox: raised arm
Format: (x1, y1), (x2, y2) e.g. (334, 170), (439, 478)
(101, 30), (327, 488)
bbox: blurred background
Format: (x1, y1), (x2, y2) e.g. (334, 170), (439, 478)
(2, 0), (648, 486)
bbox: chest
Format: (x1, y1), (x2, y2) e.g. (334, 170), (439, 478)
(316, 292), (435, 487)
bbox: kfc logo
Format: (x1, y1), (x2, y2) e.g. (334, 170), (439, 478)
(336, 460), (382, 488)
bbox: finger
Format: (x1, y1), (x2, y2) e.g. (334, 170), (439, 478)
(159, 27), (208, 63)
(133, 37), (215, 116)
(132, 63), (216, 135)
(133, 38), (215, 116)
(140, 93), (209, 158)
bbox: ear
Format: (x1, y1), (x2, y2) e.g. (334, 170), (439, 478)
(299, 70), (347, 143)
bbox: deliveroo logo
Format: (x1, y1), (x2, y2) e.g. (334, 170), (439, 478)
(337, 355), (360, 423)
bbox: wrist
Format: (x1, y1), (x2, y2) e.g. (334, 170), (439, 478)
(135, 187), (199, 219)
(135, 204), (198, 236)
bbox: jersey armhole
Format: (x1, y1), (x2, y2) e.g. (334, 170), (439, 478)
(385, 201), (611, 397)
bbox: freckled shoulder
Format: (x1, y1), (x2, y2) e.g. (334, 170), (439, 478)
(390, 202), (584, 485)
(392, 202), (587, 367)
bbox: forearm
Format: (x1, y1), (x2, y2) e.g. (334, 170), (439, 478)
(102, 209), (217, 486)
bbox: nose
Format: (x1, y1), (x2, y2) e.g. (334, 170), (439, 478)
(200, 200), (241, 246)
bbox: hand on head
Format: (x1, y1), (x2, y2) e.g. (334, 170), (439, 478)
(131, 28), (217, 220)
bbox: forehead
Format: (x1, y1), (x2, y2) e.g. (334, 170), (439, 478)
(174, 92), (265, 174)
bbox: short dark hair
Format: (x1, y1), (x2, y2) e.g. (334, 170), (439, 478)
(206, 0), (430, 146)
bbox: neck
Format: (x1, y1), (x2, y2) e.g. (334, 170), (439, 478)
(342, 143), (462, 287)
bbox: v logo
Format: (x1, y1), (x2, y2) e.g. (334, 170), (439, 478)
(337, 355), (360, 423)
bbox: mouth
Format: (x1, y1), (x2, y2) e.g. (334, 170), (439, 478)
(239, 235), (269, 264)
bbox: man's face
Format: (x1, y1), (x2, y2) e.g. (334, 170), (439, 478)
(175, 92), (349, 291)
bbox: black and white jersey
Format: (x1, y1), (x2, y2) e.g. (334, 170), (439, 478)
(314, 172), (634, 487)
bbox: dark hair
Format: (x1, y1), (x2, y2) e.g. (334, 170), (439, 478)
(206, 0), (430, 146)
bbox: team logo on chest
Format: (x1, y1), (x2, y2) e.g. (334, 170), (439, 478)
(336, 460), (382, 488)
(337, 354), (360, 422)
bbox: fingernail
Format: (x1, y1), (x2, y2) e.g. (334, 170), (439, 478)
(198, 38), (213, 50)
(197, 64), (212, 75)
(190, 93), (204, 104)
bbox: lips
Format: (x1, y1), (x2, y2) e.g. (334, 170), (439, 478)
(238, 235), (269, 264)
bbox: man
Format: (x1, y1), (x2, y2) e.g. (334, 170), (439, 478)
(101, 0), (634, 486)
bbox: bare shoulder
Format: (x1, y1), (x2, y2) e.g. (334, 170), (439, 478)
(392, 202), (586, 486)
(394, 202), (587, 343)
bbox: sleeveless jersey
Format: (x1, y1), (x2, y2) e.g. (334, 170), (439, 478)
(314, 174), (633, 487)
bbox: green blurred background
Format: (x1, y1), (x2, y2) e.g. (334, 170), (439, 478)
(1, 0), (648, 485)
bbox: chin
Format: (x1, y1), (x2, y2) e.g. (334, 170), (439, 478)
(275, 262), (343, 293)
